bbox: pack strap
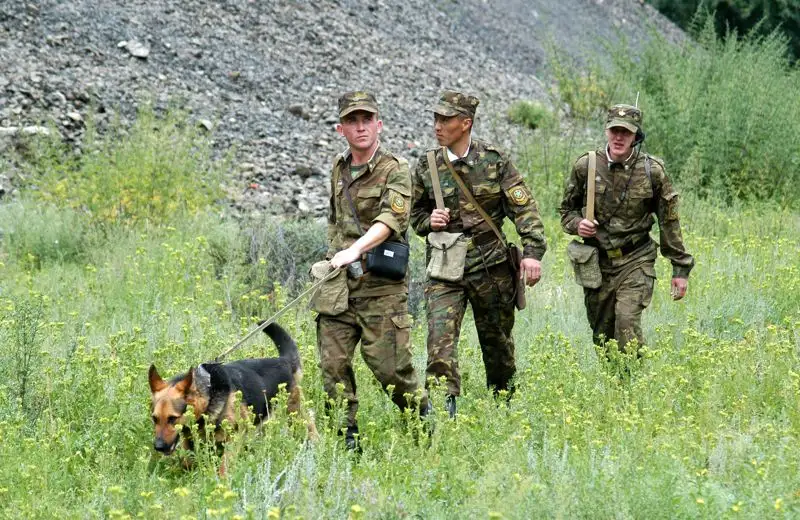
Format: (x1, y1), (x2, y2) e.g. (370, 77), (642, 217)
(339, 165), (365, 234)
(441, 149), (505, 244)
(427, 150), (445, 210)
(586, 151), (596, 221)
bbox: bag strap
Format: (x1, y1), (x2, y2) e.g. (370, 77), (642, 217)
(339, 163), (365, 234)
(442, 148), (505, 244)
(586, 150), (596, 221)
(427, 150), (445, 210)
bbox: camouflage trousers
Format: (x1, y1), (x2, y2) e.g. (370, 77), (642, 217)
(425, 261), (516, 397)
(316, 292), (425, 428)
(584, 261), (656, 353)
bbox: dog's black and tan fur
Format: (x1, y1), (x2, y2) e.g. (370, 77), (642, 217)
(148, 322), (317, 461)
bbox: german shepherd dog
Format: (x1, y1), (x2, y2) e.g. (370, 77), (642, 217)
(148, 322), (317, 466)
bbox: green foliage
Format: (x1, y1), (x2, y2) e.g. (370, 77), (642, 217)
(16, 104), (226, 225)
(545, 43), (612, 123)
(507, 100), (556, 131)
(0, 202), (93, 270)
(648, 0), (800, 61)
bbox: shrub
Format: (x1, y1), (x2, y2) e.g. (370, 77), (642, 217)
(507, 101), (556, 131)
(17, 104), (226, 224)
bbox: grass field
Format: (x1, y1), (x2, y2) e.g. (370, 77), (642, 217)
(1, 180), (798, 518)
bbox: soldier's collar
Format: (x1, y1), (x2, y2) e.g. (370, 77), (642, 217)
(605, 144), (636, 169)
(341, 141), (382, 170)
(446, 136), (472, 164)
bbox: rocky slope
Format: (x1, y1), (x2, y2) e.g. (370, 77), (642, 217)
(0, 0), (682, 215)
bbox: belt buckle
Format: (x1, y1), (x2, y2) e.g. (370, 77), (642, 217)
(606, 248), (623, 259)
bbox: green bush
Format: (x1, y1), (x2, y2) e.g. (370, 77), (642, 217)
(602, 18), (800, 206)
(0, 202), (93, 270)
(648, 0), (800, 61)
(237, 215), (328, 296)
(18, 104), (226, 224)
(507, 100), (556, 131)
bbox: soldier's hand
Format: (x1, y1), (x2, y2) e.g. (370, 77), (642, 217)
(671, 277), (688, 300)
(330, 246), (361, 269)
(577, 219), (598, 238)
(430, 208), (450, 231)
(520, 258), (541, 286)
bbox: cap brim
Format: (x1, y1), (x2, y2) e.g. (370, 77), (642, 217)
(606, 120), (638, 133)
(431, 104), (461, 117)
(339, 105), (379, 118)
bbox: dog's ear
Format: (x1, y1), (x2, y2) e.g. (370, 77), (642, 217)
(193, 364), (212, 398)
(174, 366), (194, 396)
(149, 364), (167, 393)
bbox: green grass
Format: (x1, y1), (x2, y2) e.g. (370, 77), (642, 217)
(0, 188), (798, 518)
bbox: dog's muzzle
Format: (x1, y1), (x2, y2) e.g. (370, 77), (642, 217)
(153, 437), (177, 454)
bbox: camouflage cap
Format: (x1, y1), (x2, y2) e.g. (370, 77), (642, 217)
(605, 104), (642, 133)
(431, 90), (480, 118)
(338, 91), (379, 118)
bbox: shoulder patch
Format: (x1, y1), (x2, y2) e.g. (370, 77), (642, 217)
(507, 184), (531, 206)
(390, 193), (407, 213)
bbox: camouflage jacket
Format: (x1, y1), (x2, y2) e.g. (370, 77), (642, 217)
(559, 147), (695, 278)
(327, 144), (411, 297)
(411, 139), (547, 274)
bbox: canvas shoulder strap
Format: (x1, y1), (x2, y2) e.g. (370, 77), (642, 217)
(427, 150), (445, 210)
(338, 162), (365, 234)
(442, 148), (505, 243)
(586, 150), (596, 221)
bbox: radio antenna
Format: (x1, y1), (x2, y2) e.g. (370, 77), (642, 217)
(635, 91), (640, 108)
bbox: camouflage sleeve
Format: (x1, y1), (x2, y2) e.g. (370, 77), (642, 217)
(326, 164), (338, 259)
(372, 157), (411, 237)
(559, 155), (588, 235)
(652, 162), (695, 278)
(410, 155), (433, 237)
(499, 156), (547, 260)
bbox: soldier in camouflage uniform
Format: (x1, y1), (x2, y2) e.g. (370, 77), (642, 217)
(319, 91), (427, 449)
(559, 104), (694, 354)
(411, 90), (547, 417)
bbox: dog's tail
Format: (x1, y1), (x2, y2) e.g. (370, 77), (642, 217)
(262, 322), (301, 375)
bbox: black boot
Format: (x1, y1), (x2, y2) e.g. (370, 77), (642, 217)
(344, 424), (361, 452)
(445, 395), (457, 419)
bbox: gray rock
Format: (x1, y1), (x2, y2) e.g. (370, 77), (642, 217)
(126, 40), (150, 59)
(47, 91), (67, 106)
(22, 126), (51, 135)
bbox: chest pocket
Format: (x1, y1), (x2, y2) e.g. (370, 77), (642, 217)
(356, 186), (383, 221)
(589, 182), (607, 219)
(473, 182), (502, 214)
(624, 176), (654, 219)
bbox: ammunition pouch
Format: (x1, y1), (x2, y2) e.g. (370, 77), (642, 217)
(567, 240), (602, 289)
(309, 261), (349, 316)
(426, 231), (468, 282)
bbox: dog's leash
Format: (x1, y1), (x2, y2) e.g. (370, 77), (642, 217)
(214, 267), (342, 362)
